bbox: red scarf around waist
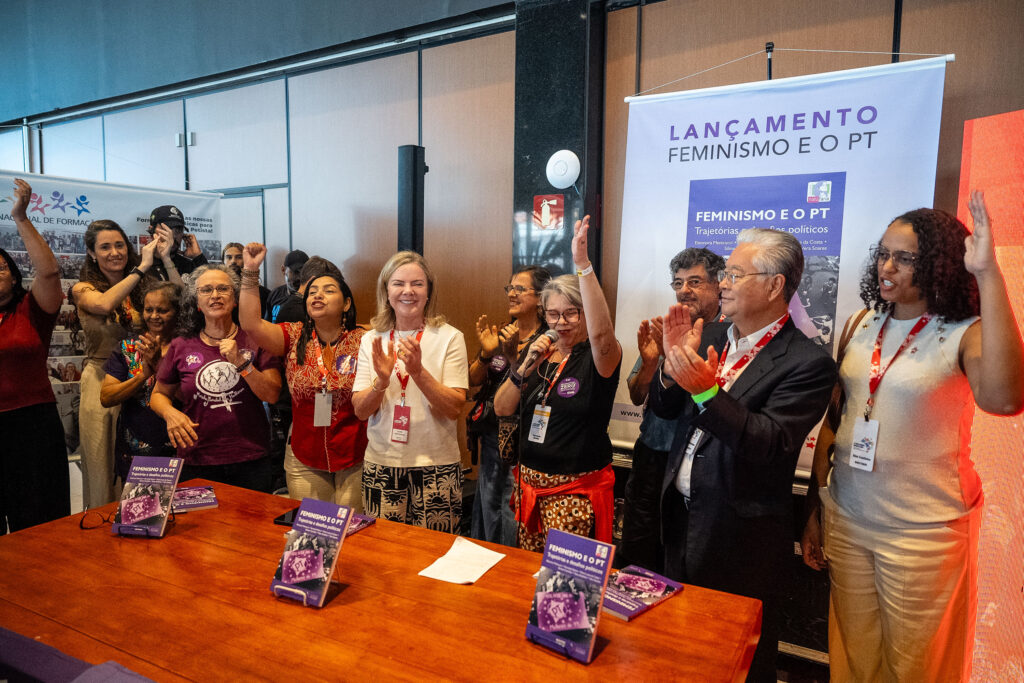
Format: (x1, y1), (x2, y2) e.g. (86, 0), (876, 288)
(514, 464), (616, 543)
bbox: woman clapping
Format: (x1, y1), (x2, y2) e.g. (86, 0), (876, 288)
(352, 251), (469, 533)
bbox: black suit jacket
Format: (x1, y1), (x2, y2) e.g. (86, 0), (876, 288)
(649, 319), (836, 598)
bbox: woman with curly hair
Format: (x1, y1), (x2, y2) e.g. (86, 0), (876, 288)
(71, 219), (179, 508)
(801, 191), (1024, 681)
(100, 281), (182, 483)
(351, 251), (468, 533)
(149, 265), (281, 492)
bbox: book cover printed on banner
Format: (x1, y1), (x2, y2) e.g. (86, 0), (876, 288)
(171, 485), (218, 512)
(602, 565), (683, 621)
(270, 498), (352, 608)
(345, 513), (376, 536)
(526, 529), (614, 664)
(111, 456), (183, 538)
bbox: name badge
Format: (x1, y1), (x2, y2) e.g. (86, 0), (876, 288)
(391, 405), (411, 443)
(313, 391), (332, 427)
(528, 404), (552, 444)
(849, 418), (879, 472)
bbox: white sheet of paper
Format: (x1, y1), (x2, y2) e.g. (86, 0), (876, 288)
(418, 537), (506, 585)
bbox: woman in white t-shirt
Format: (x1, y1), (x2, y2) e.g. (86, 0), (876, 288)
(352, 251), (468, 533)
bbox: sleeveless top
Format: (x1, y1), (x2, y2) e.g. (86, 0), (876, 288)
(829, 312), (981, 527)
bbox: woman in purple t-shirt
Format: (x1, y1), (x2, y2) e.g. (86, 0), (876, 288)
(150, 265), (282, 492)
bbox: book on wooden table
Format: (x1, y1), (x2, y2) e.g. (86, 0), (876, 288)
(270, 498), (352, 608)
(345, 512), (376, 536)
(110, 456), (183, 538)
(172, 485), (218, 512)
(602, 565), (683, 621)
(525, 529), (615, 664)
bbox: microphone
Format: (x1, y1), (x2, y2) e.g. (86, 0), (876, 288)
(523, 329), (559, 368)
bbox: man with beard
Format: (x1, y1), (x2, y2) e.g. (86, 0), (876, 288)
(222, 242), (268, 317)
(618, 248), (724, 571)
(264, 250), (309, 323)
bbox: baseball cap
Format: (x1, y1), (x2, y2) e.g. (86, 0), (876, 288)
(150, 205), (186, 230)
(284, 250), (309, 270)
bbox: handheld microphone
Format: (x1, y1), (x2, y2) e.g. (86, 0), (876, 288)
(523, 329), (560, 368)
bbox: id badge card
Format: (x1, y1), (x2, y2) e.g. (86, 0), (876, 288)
(391, 405), (411, 443)
(528, 404), (552, 444)
(849, 418), (879, 472)
(313, 391), (333, 427)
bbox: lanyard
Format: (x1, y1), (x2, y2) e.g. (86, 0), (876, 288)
(391, 328), (425, 406)
(312, 330), (348, 391)
(715, 314), (789, 388)
(864, 312), (931, 419)
(539, 350), (572, 406)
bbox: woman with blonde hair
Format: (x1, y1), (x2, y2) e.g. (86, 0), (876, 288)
(352, 251), (468, 532)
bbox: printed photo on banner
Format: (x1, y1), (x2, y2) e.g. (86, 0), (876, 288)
(687, 171), (845, 352)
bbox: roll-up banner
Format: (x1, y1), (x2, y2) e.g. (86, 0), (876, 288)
(612, 57), (950, 473)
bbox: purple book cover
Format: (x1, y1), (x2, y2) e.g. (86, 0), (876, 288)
(525, 529), (614, 664)
(111, 456), (183, 538)
(172, 486), (218, 512)
(344, 513), (376, 537)
(270, 498), (351, 608)
(602, 565), (683, 621)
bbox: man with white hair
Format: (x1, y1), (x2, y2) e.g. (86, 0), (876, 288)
(650, 228), (836, 681)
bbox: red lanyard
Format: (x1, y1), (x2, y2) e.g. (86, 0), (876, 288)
(539, 350), (572, 406)
(312, 330), (349, 391)
(391, 328), (425, 404)
(864, 312), (931, 419)
(715, 314), (789, 387)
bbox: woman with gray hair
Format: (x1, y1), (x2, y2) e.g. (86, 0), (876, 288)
(149, 264), (282, 491)
(494, 216), (622, 551)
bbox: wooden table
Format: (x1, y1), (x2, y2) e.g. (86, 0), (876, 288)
(0, 481), (760, 682)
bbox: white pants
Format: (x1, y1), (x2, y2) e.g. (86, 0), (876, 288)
(283, 443), (363, 512)
(822, 487), (980, 682)
(78, 363), (120, 509)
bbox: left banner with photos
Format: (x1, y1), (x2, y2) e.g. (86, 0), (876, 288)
(0, 170), (221, 460)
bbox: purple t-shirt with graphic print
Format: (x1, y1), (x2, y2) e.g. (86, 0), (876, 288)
(156, 330), (281, 466)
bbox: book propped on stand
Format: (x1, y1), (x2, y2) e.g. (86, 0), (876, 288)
(172, 485), (218, 512)
(602, 565), (683, 621)
(111, 456), (183, 538)
(270, 498), (352, 608)
(525, 529), (614, 664)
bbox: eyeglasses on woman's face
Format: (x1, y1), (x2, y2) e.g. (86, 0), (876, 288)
(197, 285), (233, 297)
(503, 284), (534, 295)
(872, 244), (918, 270)
(544, 307), (581, 324)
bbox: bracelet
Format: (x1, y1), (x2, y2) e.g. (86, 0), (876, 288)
(370, 376), (387, 393)
(235, 358), (254, 375)
(129, 266), (146, 279)
(508, 369), (525, 389)
(692, 384), (719, 405)
(478, 354), (493, 364)
(241, 269), (261, 278)
(576, 263), (594, 277)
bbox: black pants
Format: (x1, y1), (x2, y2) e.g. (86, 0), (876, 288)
(617, 439), (667, 571)
(181, 457), (273, 494)
(662, 486), (782, 683)
(0, 403), (70, 534)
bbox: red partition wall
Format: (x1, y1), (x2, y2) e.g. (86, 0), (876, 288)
(958, 109), (1024, 680)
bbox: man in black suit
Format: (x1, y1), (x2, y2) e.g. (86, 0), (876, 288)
(650, 228), (836, 682)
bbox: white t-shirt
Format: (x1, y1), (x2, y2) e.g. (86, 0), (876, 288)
(353, 323), (469, 468)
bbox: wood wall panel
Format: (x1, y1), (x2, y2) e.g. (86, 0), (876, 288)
(601, 6), (638, 323)
(639, 0), (894, 94)
(421, 31), (516, 351)
(901, 0), (1024, 212)
(287, 53), (419, 325)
